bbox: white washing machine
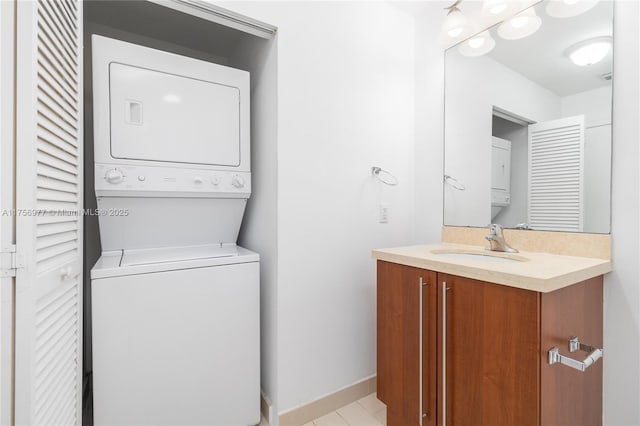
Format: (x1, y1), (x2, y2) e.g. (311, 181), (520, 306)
(90, 35), (260, 425)
(92, 246), (259, 425)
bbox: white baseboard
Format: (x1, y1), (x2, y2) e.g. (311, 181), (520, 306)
(278, 375), (377, 426)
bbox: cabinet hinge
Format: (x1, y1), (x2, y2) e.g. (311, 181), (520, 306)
(0, 245), (24, 278)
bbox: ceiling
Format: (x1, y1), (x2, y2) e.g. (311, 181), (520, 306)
(459, 0), (614, 97)
(84, 0), (250, 60)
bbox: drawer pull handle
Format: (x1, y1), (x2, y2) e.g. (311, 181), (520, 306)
(419, 277), (425, 425)
(548, 337), (603, 372)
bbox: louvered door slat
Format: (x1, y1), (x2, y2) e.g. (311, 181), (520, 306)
(36, 366), (75, 424)
(15, 1), (82, 425)
(38, 84), (77, 126)
(38, 1), (77, 60)
(38, 149), (78, 175)
(528, 116), (584, 232)
(38, 130), (79, 160)
(37, 52), (78, 102)
(37, 174), (79, 195)
(39, 102), (78, 137)
(58, 0), (78, 30)
(37, 213), (79, 225)
(37, 34), (77, 86)
(37, 161), (78, 184)
(37, 8), (77, 69)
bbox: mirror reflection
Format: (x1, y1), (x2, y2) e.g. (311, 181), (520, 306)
(444, 0), (613, 233)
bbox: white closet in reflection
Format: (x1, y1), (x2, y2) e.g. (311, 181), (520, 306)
(528, 115), (585, 232)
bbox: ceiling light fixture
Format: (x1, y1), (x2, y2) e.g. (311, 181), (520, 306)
(441, 0), (472, 42)
(497, 7), (542, 40)
(564, 36), (612, 66)
(546, 0), (599, 18)
(458, 30), (496, 57)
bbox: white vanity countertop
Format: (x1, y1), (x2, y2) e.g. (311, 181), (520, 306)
(372, 243), (612, 293)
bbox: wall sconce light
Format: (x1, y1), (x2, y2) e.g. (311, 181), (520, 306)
(564, 36), (612, 66)
(546, 0), (599, 18)
(497, 7), (542, 40)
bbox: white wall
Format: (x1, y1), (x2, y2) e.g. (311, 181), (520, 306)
(231, 35), (279, 422)
(605, 1), (640, 424)
(444, 52), (561, 227)
(276, 2), (415, 413)
(562, 87), (612, 234)
(562, 86), (613, 127)
(407, 1), (446, 244)
(218, 1), (417, 418)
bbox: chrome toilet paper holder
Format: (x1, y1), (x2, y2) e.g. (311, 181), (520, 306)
(548, 336), (603, 372)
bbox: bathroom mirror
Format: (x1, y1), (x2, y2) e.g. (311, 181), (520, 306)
(443, 0), (613, 233)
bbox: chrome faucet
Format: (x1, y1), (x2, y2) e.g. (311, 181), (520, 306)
(485, 224), (518, 253)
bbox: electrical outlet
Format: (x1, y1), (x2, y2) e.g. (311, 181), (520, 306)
(379, 203), (389, 223)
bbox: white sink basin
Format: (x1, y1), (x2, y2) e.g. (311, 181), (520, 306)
(431, 249), (528, 263)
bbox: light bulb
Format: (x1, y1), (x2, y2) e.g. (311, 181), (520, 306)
(483, 0), (515, 17)
(546, 0), (599, 18)
(497, 8), (541, 40)
(449, 27), (463, 38)
(469, 37), (486, 49)
(458, 31), (496, 57)
(442, 7), (470, 40)
(510, 15), (529, 29)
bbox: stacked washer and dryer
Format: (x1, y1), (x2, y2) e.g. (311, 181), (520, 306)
(90, 35), (260, 425)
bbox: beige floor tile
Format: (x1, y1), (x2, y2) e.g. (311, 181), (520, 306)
(313, 411), (349, 426)
(301, 423), (315, 426)
(336, 401), (382, 425)
(373, 409), (387, 426)
(356, 393), (386, 414)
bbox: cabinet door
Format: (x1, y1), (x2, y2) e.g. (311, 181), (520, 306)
(437, 274), (540, 426)
(377, 261), (436, 426)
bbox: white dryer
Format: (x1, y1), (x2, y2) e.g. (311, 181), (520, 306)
(90, 35), (260, 426)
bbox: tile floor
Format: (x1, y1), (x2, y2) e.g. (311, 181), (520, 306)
(258, 393), (387, 426)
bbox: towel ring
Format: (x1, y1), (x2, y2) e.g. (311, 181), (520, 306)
(372, 167), (398, 186)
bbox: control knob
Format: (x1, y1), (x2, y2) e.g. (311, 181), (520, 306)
(231, 175), (245, 188)
(105, 168), (125, 184)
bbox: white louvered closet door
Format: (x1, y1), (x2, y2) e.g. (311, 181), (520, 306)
(14, 1), (83, 425)
(528, 115), (585, 232)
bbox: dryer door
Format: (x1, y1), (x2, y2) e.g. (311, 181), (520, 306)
(109, 63), (240, 167)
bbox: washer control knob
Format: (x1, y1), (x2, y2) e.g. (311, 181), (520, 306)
(194, 176), (204, 184)
(105, 168), (124, 184)
(231, 175), (245, 188)
(138, 175), (146, 182)
(211, 176), (221, 186)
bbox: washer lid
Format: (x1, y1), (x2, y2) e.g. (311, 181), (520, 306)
(91, 245), (259, 279)
(121, 244), (239, 267)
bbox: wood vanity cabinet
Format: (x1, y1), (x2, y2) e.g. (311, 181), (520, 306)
(377, 260), (603, 426)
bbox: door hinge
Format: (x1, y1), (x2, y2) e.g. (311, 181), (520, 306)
(1, 245), (24, 277)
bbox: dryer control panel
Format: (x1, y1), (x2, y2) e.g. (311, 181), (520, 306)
(95, 163), (251, 198)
